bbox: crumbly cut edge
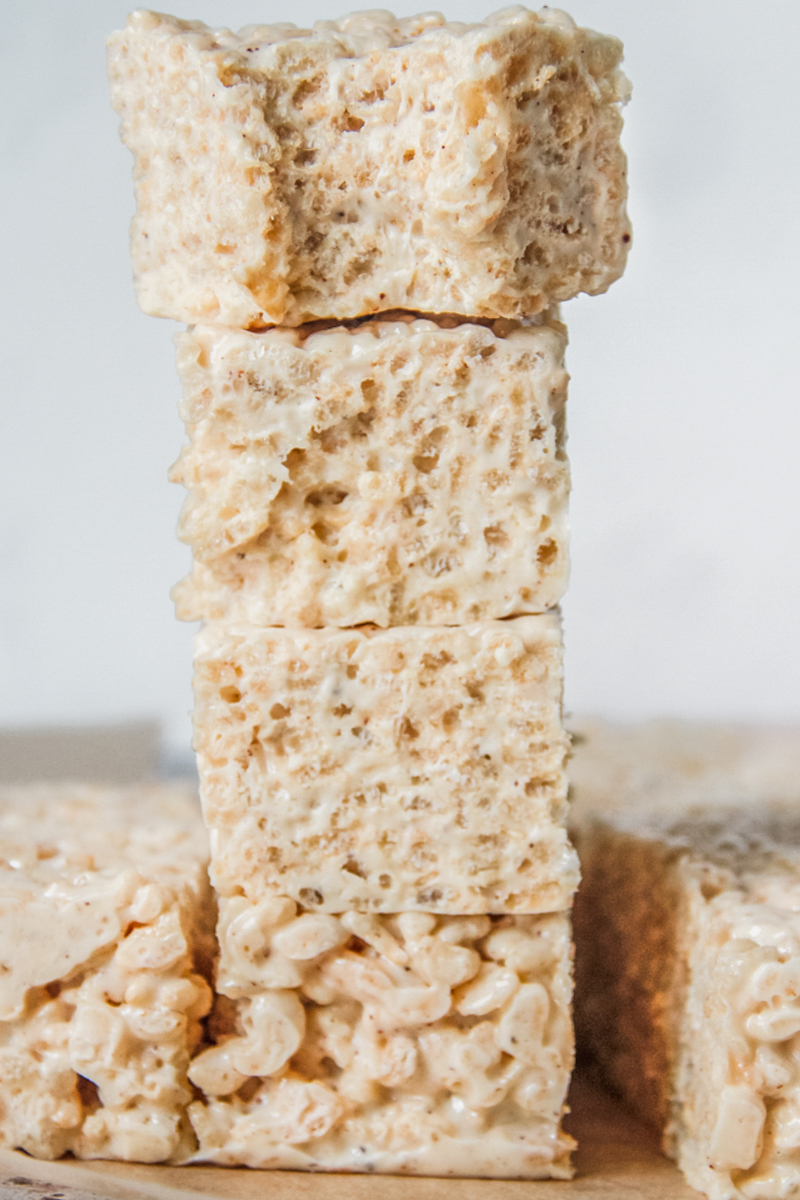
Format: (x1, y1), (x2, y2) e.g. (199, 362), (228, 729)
(108, 7), (630, 327)
(188, 907), (574, 1178)
(575, 808), (800, 1200)
(193, 615), (578, 914)
(170, 314), (570, 627)
(572, 817), (682, 1137)
(0, 783), (215, 1163)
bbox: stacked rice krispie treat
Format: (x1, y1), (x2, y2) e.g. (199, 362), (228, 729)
(109, 5), (630, 1175)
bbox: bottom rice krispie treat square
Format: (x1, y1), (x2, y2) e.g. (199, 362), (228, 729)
(0, 784), (214, 1163)
(188, 901), (574, 1177)
(575, 808), (800, 1200)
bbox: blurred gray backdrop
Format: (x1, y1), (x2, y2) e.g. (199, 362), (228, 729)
(1, 0), (798, 764)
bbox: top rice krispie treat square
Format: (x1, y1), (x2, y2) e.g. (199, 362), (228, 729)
(108, 7), (630, 327)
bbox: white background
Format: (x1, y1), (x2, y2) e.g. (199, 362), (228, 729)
(1, 0), (798, 763)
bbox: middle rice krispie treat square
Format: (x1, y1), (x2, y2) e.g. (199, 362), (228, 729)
(188, 907), (574, 1177)
(171, 313), (569, 628)
(193, 614), (577, 915)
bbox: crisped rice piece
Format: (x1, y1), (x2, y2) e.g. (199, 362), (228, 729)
(193, 615), (577, 914)
(172, 314), (569, 628)
(575, 808), (800, 1200)
(189, 906), (574, 1177)
(108, 7), (630, 328)
(0, 784), (213, 1163)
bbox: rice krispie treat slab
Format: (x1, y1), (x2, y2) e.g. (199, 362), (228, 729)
(568, 717), (800, 824)
(0, 784), (213, 1164)
(108, 7), (630, 328)
(194, 615), (576, 914)
(172, 314), (569, 628)
(575, 809), (800, 1200)
(188, 906), (574, 1177)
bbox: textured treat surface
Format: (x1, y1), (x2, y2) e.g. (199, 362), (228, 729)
(172, 315), (570, 628)
(189, 907), (574, 1177)
(194, 616), (577, 913)
(569, 717), (800, 825)
(576, 807), (800, 1200)
(109, 7), (630, 327)
(0, 785), (213, 1163)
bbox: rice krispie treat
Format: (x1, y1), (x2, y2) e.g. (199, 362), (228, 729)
(172, 314), (569, 628)
(194, 615), (577, 914)
(0, 784), (214, 1163)
(108, 7), (630, 328)
(568, 717), (800, 824)
(188, 906), (574, 1177)
(574, 808), (800, 1200)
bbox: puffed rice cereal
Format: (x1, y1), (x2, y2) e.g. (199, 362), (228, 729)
(575, 808), (800, 1200)
(108, 7), (630, 328)
(193, 614), (577, 914)
(0, 784), (214, 1163)
(189, 905), (574, 1176)
(171, 314), (569, 628)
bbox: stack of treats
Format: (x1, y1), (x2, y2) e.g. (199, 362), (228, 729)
(108, 5), (631, 1177)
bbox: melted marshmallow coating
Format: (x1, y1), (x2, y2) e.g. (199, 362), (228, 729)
(108, 6), (630, 327)
(189, 907), (574, 1177)
(575, 810), (800, 1200)
(172, 314), (569, 627)
(193, 614), (577, 914)
(0, 785), (214, 1163)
